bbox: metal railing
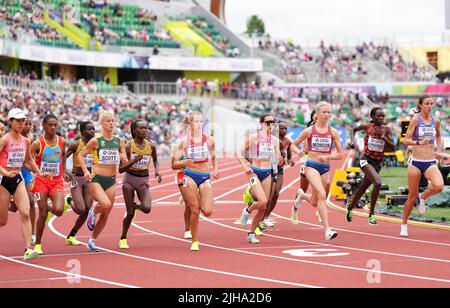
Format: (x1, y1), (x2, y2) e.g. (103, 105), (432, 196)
(0, 75), (128, 95)
(123, 81), (277, 101)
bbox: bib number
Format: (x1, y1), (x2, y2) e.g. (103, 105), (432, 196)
(40, 162), (60, 177)
(70, 181), (78, 189)
(249, 176), (258, 187)
(300, 164), (306, 175)
(407, 156), (413, 166)
(360, 160), (369, 168)
(99, 150), (119, 165)
(131, 154), (150, 170)
(206, 180), (212, 189)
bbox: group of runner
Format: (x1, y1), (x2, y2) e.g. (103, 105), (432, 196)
(0, 109), (161, 259)
(1, 95), (449, 258)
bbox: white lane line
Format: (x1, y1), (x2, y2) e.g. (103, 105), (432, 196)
(46, 212), (321, 288)
(0, 254), (139, 288)
(132, 220), (450, 285)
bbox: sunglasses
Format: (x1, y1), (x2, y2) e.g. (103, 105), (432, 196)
(264, 121), (275, 125)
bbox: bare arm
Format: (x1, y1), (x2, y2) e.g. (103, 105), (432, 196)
(150, 143), (161, 180)
(25, 139), (41, 176)
(404, 117), (427, 146)
(119, 143), (139, 174)
(79, 138), (98, 179)
(209, 136), (219, 179)
(435, 118), (442, 153)
(325, 128), (343, 161)
(237, 132), (254, 174)
(350, 124), (370, 148)
(65, 140), (79, 159)
(383, 127), (396, 152)
(119, 138), (129, 165)
(290, 128), (310, 155)
(171, 140), (194, 171)
(0, 137), (10, 176)
(62, 138), (72, 182)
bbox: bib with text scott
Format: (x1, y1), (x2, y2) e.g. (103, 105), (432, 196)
(99, 150), (120, 165)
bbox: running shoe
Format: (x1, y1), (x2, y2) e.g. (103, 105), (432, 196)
(325, 229), (338, 241)
(119, 239), (129, 250)
(67, 236), (81, 246)
(258, 223), (267, 232)
(291, 207), (299, 225)
(33, 244), (43, 255)
(243, 186), (255, 207)
(190, 241), (200, 252)
(184, 230), (192, 240)
(263, 218), (275, 228)
(64, 194), (72, 214)
(31, 235), (36, 245)
(247, 233), (260, 244)
(400, 225), (409, 237)
(418, 194), (426, 215)
(368, 215), (378, 226)
(240, 207), (251, 226)
(255, 226), (264, 236)
(294, 189), (304, 209)
(346, 207), (353, 223)
(87, 208), (96, 231)
(87, 239), (100, 252)
(23, 248), (39, 261)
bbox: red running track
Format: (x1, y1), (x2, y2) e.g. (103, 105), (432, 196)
(0, 155), (449, 288)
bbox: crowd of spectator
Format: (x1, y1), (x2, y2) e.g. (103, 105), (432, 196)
(0, 86), (202, 157)
(259, 38), (437, 83)
(0, 0), (69, 44)
(183, 16), (240, 57)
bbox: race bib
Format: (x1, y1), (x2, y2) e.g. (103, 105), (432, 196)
(418, 127), (436, 139)
(187, 145), (208, 162)
(300, 164), (306, 175)
(99, 150), (119, 165)
(131, 154), (150, 170)
(258, 142), (274, 159)
(407, 156), (413, 166)
(206, 180), (212, 189)
(182, 177), (188, 188)
(249, 176), (258, 187)
(40, 162), (60, 177)
(85, 154), (94, 168)
(311, 137), (332, 153)
(367, 137), (385, 153)
(7, 148), (26, 168)
(360, 160), (369, 168)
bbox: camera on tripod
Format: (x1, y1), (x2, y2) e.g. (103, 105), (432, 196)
(337, 172), (365, 208)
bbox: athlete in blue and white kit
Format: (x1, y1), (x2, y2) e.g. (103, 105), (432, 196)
(402, 95), (446, 237)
